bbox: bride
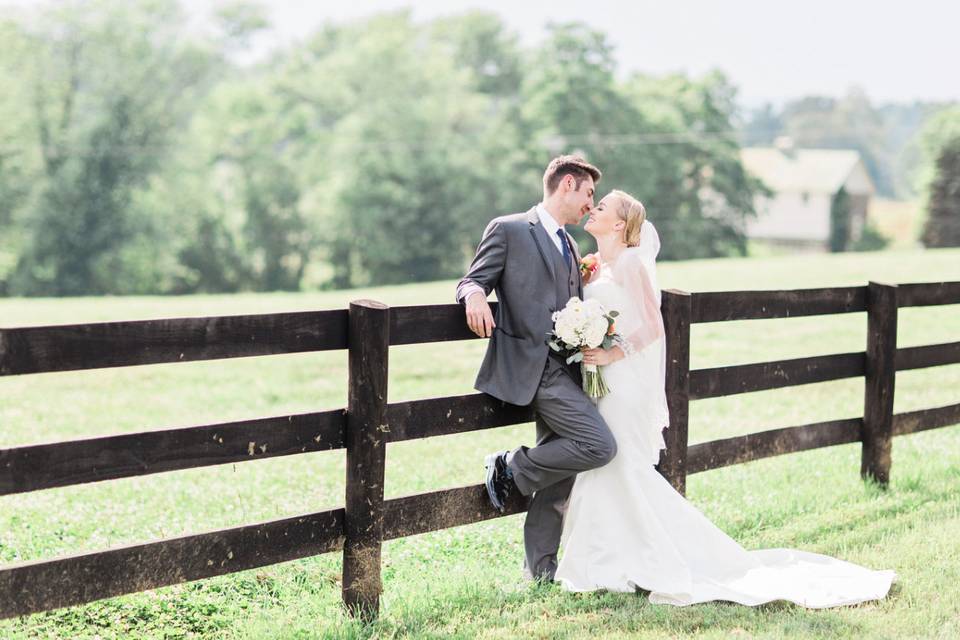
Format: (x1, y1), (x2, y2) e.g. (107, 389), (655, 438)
(554, 190), (896, 608)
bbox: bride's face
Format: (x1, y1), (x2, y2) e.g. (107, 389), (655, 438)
(584, 194), (625, 240)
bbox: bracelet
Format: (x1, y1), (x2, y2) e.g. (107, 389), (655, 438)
(612, 335), (636, 358)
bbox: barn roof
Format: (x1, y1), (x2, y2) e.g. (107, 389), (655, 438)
(740, 145), (873, 195)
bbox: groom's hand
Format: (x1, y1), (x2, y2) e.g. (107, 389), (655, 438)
(465, 292), (495, 338)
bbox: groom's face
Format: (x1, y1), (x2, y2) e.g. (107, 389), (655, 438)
(560, 175), (596, 225)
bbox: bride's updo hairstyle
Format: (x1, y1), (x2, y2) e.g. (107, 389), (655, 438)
(610, 190), (647, 247)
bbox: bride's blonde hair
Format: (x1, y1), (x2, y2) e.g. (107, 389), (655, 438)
(610, 190), (646, 247)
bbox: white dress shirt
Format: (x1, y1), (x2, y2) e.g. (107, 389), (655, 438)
(536, 203), (568, 255)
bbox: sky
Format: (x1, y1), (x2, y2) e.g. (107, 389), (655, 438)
(5, 0), (959, 106)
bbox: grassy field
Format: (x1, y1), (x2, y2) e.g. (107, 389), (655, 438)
(1, 247), (959, 639)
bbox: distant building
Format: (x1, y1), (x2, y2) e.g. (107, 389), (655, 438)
(740, 138), (875, 251)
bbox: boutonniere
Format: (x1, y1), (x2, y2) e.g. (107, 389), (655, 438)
(579, 254), (599, 277)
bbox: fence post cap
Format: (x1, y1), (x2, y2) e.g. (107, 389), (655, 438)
(349, 299), (389, 310)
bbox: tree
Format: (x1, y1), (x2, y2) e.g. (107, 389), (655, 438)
(623, 70), (765, 259)
(171, 79), (314, 292)
(0, 7), (780, 295)
(780, 89), (893, 197)
(921, 136), (960, 248)
(829, 187), (851, 252)
(741, 90), (951, 200)
(0, 19), (36, 294)
(912, 107), (960, 193)
(213, 0), (270, 52)
(430, 11), (524, 98)
(741, 103), (783, 146)
(517, 24), (761, 260)
(430, 12), (540, 232)
(158, 10), (532, 292)
(307, 13), (495, 287)
(9, 0), (218, 295)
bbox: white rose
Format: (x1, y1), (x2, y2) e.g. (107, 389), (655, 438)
(556, 318), (580, 346)
(561, 329), (581, 346)
(553, 312), (567, 330)
(566, 297), (584, 317)
(584, 316), (608, 347)
(553, 312), (569, 331)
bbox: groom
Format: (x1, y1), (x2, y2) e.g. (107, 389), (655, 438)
(456, 155), (617, 582)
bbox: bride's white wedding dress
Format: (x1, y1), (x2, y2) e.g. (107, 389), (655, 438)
(554, 222), (896, 608)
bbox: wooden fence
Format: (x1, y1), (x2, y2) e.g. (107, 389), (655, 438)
(1, 280), (959, 619)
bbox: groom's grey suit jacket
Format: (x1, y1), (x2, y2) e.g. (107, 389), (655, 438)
(456, 206), (583, 406)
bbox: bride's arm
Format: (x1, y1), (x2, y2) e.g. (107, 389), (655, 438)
(584, 251), (664, 366)
(614, 251), (665, 357)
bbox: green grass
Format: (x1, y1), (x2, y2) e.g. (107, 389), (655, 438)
(1, 247), (959, 639)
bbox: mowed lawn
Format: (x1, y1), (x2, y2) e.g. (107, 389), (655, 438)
(1, 247), (959, 639)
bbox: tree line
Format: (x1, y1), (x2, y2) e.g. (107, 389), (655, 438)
(742, 90), (951, 200)
(0, 1), (955, 297)
(744, 94), (960, 248)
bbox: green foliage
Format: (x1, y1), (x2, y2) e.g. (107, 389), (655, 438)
(5, 0), (219, 296)
(912, 106), (960, 194)
(921, 135), (960, 248)
(622, 70), (764, 259)
(786, 90), (893, 198)
(213, 1), (270, 51)
(173, 80), (315, 292)
(829, 187), (851, 252)
(300, 13), (509, 288)
(519, 23), (760, 260)
(0, 4), (767, 295)
(851, 222), (890, 252)
(743, 90), (952, 199)
(430, 11), (524, 97)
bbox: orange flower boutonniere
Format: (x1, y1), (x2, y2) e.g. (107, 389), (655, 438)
(579, 254), (600, 277)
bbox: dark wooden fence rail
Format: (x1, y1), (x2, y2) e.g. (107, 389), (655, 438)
(1, 280), (959, 620)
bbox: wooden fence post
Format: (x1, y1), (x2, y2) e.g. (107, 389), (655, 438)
(342, 300), (389, 619)
(861, 282), (897, 486)
(657, 289), (691, 495)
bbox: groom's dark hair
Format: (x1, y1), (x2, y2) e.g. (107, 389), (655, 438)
(543, 155), (602, 195)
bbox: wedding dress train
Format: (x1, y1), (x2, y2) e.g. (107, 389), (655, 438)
(554, 225), (895, 608)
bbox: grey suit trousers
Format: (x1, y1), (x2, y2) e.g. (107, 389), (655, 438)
(509, 355), (617, 581)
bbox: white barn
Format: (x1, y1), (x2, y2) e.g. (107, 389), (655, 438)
(740, 139), (875, 250)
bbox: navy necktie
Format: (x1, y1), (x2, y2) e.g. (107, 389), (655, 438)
(556, 228), (572, 268)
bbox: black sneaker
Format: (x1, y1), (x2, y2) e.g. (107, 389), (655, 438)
(484, 451), (516, 512)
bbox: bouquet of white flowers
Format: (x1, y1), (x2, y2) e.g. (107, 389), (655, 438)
(546, 297), (619, 398)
